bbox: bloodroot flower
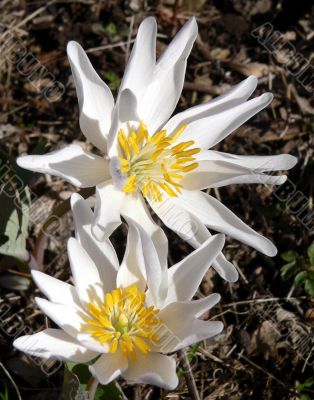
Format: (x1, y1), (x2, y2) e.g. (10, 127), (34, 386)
(17, 17), (297, 283)
(14, 194), (224, 389)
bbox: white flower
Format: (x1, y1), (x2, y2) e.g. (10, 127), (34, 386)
(13, 194), (224, 389)
(17, 17), (297, 283)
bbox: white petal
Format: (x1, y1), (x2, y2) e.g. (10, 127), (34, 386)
(89, 351), (127, 385)
(157, 296), (222, 352)
(148, 194), (209, 249)
(31, 270), (81, 308)
(17, 144), (109, 188)
(164, 75), (258, 134)
(67, 41), (114, 152)
(170, 320), (223, 352)
(212, 252), (239, 283)
(119, 17), (157, 99)
(116, 222), (147, 292)
(92, 181), (125, 241)
(148, 195), (239, 282)
(71, 193), (118, 293)
(122, 217), (168, 308)
(138, 17), (198, 133)
(13, 329), (97, 362)
(176, 190), (277, 256)
(67, 238), (104, 305)
(197, 150), (297, 171)
(179, 93), (273, 150)
(121, 193), (168, 273)
(182, 159), (287, 191)
(122, 353), (178, 390)
(165, 235), (224, 305)
(106, 89), (140, 159)
(35, 297), (85, 339)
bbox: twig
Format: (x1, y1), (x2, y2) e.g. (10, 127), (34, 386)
(178, 349), (201, 400)
(87, 377), (98, 400)
(0, 362), (22, 400)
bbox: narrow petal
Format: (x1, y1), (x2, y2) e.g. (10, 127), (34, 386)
(170, 320), (223, 352)
(31, 270), (81, 308)
(71, 193), (118, 293)
(197, 150), (297, 171)
(157, 294), (221, 349)
(92, 181), (125, 241)
(119, 17), (157, 99)
(35, 297), (85, 339)
(165, 235), (225, 305)
(148, 195), (239, 282)
(13, 329), (97, 362)
(122, 353), (178, 390)
(89, 351), (128, 385)
(67, 238), (104, 305)
(176, 190), (277, 256)
(212, 252), (239, 283)
(138, 17), (198, 134)
(17, 144), (109, 188)
(178, 93), (273, 150)
(116, 222), (147, 292)
(121, 217), (168, 308)
(164, 75), (258, 134)
(121, 193), (168, 273)
(67, 41), (114, 152)
(182, 159), (287, 191)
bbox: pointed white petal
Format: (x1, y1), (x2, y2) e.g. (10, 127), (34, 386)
(31, 270), (81, 308)
(119, 17), (157, 99)
(67, 41), (114, 152)
(92, 181), (125, 241)
(67, 238), (103, 305)
(164, 75), (258, 134)
(165, 235), (224, 304)
(35, 297), (85, 339)
(182, 159), (287, 190)
(116, 222), (147, 292)
(89, 352), (128, 385)
(197, 150), (297, 171)
(170, 320), (223, 352)
(122, 217), (168, 308)
(154, 293), (220, 353)
(176, 190), (277, 256)
(179, 93), (273, 150)
(138, 17), (198, 133)
(212, 252), (239, 283)
(121, 193), (168, 272)
(71, 194), (118, 293)
(148, 195), (239, 282)
(17, 144), (109, 188)
(13, 329), (97, 362)
(122, 353), (178, 390)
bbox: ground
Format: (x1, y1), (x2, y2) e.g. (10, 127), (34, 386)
(0, 0), (313, 399)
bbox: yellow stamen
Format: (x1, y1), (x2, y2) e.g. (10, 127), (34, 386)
(82, 285), (161, 360)
(116, 121), (200, 201)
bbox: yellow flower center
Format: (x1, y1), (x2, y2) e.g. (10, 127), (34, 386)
(117, 121), (200, 201)
(83, 285), (160, 359)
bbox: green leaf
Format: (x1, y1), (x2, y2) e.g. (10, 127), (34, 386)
(62, 366), (88, 400)
(300, 394), (311, 400)
(94, 383), (125, 400)
(280, 261), (297, 280)
(63, 363), (125, 400)
(305, 279), (314, 296)
(281, 250), (298, 262)
(104, 71), (121, 91)
(294, 271), (308, 287)
(0, 173), (30, 260)
(308, 241), (314, 265)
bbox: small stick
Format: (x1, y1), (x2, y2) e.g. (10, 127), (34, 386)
(178, 349), (201, 400)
